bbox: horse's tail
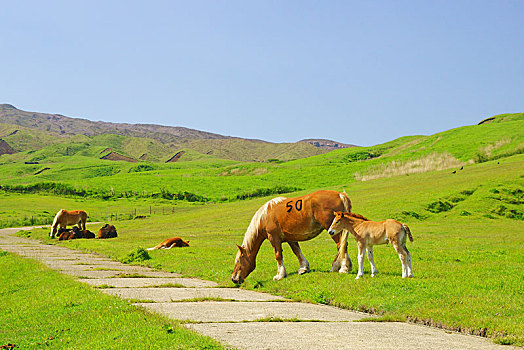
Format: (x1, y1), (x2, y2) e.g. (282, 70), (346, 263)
(241, 197), (286, 249)
(402, 224), (413, 242)
(339, 191), (352, 213)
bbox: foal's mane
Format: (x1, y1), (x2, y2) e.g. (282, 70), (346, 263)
(346, 212), (370, 221)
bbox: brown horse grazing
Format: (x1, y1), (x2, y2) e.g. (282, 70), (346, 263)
(147, 237), (190, 250)
(328, 212), (414, 279)
(50, 209), (87, 238)
(231, 190), (352, 284)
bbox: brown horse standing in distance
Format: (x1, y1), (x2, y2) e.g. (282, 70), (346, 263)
(232, 190), (352, 284)
(50, 209), (87, 238)
(328, 211), (414, 279)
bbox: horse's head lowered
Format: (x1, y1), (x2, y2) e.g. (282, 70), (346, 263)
(231, 244), (255, 284)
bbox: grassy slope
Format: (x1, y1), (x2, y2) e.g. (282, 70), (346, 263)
(7, 155), (524, 346)
(174, 138), (327, 162)
(0, 125), (223, 163)
(0, 251), (225, 349)
(1, 114), (521, 201)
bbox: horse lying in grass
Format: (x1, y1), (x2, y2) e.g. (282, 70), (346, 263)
(232, 190), (352, 284)
(147, 237), (190, 250)
(328, 211), (414, 279)
(97, 224), (117, 239)
(50, 209), (87, 238)
(58, 227), (95, 240)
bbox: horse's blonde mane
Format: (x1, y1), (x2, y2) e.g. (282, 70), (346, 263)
(51, 209), (63, 229)
(242, 197), (287, 251)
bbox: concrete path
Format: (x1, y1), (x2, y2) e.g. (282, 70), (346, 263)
(0, 227), (512, 350)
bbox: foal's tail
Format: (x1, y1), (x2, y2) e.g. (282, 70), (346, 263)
(402, 224), (413, 242)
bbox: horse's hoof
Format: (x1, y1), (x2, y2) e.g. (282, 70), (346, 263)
(330, 262), (341, 272)
(273, 275), (284, 281)
(297, 267), (310, 275)
(355, 275), (362, 280)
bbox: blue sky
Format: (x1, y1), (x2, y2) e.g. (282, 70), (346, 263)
(1, 1), (522, 146)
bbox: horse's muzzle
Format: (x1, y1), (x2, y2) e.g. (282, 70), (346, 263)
(231, 276), (244, 285)
(328, 229), (336, 236)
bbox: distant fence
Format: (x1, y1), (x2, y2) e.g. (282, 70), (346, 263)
(89, 206), (176, 223)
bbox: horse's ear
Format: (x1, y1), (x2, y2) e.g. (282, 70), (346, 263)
(236, 244), (246, 254)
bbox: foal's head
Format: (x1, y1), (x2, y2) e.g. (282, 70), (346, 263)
(328, 211), (349, 235)
(231, 244), (255, 284)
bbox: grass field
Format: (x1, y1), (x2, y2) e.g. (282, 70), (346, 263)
(0, 251), (225, 349)
(7, 155), (524, 346)
(1, 113), (523, 346)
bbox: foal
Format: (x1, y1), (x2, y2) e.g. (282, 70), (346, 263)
(328, 212), (413, 279)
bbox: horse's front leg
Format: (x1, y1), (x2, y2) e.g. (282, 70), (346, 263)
(330, 230), (352, 273)
(356, 242), (365, 279)
(268, 235), (286, 281)
(288, 241), (310, 275)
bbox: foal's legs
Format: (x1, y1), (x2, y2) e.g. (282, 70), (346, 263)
(392, 241), (409, 278)
(366, 246), (378, 277)
(402, 244), (414, 277)
(288, 241), (310, 275)
(355, 242), (366, 279)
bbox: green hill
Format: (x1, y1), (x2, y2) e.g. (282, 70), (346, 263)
(0, 104), (345, 162)
(0, 111), (521, 204)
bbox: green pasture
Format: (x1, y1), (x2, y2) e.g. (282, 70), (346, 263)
(1, 113), (522, 346)
(0, 193), (204, 229)
(9, 155), (524, 346)
(0, 251), (225, 349)
(0, 114), (522, 202)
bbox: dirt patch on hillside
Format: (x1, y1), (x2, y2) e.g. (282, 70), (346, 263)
(166, 151), (185, 163)
(100, 151), (137, 162)
(0, 139), (16, 155)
